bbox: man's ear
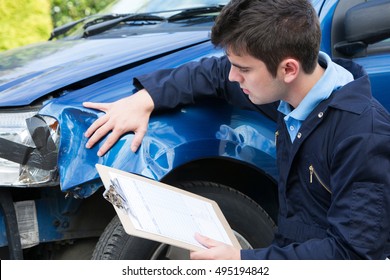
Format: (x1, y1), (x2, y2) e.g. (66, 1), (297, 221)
(279, 58), (299, 83)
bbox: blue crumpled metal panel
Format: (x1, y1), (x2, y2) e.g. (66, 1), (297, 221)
(38, 42), (277, 196)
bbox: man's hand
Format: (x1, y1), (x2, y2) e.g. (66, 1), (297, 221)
(190, 233), (241, 260)
(83, 89), (154, 156)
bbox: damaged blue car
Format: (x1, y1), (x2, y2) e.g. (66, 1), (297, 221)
(0, 0), (389, 259)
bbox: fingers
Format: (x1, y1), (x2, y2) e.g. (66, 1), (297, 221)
(190, 234), (219, 260)
(190, 250), (212, 260)
(85, 114), (113, 150)
(83, 101), (124, 154)
(86, 117), (132, 156)
(191, 233), (241, 260)
(96, 130), (123, 157)
(84, 114), (148, 155)
(195, 233), (220, 248)
(85, 114), (109, 139)
(83, 102), (109, 112)
(83, 93), (153, 156)
(131, 128), (147, 153)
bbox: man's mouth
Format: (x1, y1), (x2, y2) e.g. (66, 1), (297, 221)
(242, 88), (250, 95)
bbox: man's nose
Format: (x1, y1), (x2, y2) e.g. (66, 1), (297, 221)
(228, 67), (243, 83)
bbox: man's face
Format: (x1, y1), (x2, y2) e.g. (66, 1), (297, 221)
(227, 51), (286, 105)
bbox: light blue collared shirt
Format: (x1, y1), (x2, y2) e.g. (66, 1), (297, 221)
(277, 52), (354, 142)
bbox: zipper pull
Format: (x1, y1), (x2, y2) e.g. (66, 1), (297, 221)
(275, 130), (279, 144)
(309, 165), (313, 183)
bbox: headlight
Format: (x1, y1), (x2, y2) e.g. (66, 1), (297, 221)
(0, 109), (59, 186)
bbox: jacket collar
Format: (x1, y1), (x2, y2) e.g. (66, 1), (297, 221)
(326, 59), (372, 115)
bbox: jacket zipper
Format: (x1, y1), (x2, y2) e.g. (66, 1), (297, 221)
(275, 130), (279, 144)
(309, 165), (332, 194)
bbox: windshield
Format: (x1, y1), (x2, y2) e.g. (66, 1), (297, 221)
(102, 0), (229, 14)
(51, 0), (230, 40)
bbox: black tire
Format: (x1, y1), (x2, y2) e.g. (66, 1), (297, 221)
(92, 181), (276, 260)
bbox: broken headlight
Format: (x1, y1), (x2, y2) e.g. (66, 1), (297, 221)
(0, 109), (59, 186)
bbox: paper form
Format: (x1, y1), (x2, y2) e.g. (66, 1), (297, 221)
(109, 172), (233, 249)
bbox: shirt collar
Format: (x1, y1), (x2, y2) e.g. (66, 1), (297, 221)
(278, 52), (354, 121)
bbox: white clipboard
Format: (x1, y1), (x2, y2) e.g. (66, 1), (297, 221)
(96, 164), (241, 251)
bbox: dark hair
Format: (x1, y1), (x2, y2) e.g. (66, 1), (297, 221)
(211, 0), (321, 77)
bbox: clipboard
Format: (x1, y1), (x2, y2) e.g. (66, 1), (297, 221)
(96, 164), (241, 251)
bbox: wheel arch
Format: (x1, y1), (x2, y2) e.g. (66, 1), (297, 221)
(161, 157), (279, 223)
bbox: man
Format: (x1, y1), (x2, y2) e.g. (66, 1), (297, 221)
(84, 0), (390, 259)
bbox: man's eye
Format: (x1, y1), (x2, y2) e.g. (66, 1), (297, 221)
(239, 68), (249, 73)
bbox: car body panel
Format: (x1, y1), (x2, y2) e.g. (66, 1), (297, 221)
(38, 42), (278, 194)
(1, 0), (390, 254)
(354, 54), (390, 110)
(0, 31), (209, 107)
(318, 0), (337, 55)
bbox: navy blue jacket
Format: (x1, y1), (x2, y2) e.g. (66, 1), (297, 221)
(135, 56), (390, 259)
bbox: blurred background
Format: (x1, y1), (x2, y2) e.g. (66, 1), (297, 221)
(0, 0), (114, 52)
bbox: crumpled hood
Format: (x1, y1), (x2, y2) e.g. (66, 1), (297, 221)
(0, 31), (209, 107)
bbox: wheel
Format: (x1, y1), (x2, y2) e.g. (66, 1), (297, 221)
(91, 181), (276, 260)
